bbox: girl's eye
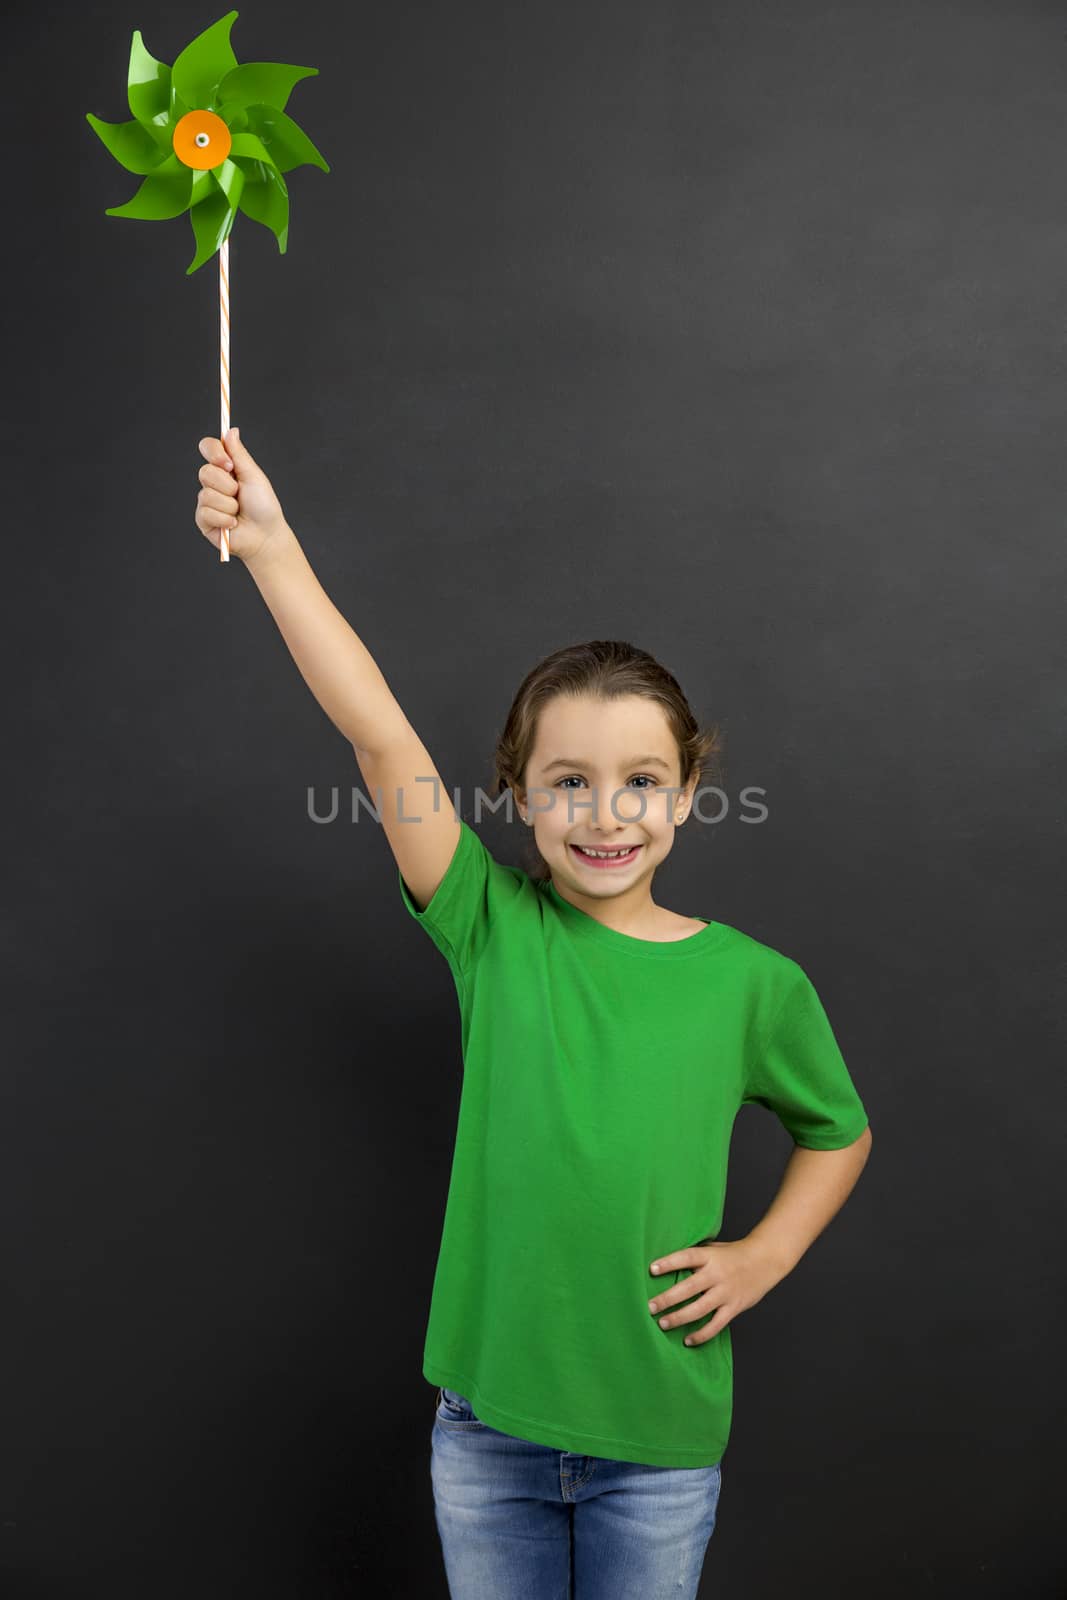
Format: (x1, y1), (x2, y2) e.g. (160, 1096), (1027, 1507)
(555, 774), (657, 790)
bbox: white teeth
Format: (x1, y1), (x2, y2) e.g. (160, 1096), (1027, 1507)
(576, 845), (635, 858)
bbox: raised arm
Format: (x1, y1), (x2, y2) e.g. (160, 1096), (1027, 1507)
(195, 430), (461, 911)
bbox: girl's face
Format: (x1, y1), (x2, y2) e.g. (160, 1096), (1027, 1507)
(517, 694), (697, 908)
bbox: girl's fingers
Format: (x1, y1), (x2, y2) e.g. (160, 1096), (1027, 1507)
(198, 437), (234, 471)
(200, 463), (237, 493)
(197, 506), (238, 535)
(199, 487), (240, 516)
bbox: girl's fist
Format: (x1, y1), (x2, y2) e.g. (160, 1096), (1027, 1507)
(194, 428), (288, 562)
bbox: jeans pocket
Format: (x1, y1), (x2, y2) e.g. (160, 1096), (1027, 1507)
(436, 1387), (484, 1427)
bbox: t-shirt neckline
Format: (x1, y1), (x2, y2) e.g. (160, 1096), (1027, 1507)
(543, 878), (731, 959)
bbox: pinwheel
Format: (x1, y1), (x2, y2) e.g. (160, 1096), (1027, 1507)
(86, 9), (329, 561)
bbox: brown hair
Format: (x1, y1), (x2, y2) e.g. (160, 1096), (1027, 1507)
(488, 639), (724, 883)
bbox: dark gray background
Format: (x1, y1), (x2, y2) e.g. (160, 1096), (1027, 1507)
(4, 0), (1063, 1593)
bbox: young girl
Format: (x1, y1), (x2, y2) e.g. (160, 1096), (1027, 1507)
(195, 427), (873, 1600)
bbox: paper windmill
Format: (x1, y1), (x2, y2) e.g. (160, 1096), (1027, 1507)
(86, 8), (329, 561)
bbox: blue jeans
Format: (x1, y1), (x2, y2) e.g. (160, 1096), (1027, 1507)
(430, 1387), (723, 1599)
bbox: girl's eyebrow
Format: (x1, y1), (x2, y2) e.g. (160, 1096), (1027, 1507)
(541, 755), (672, 772)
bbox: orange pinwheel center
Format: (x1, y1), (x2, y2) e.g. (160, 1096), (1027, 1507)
(172, 109), (232, 171)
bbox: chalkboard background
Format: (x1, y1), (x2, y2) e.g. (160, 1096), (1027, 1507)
(4, 0), (1063, 1593)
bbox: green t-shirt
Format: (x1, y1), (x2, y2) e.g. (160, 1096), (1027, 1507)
(399, 819), (869, 1468)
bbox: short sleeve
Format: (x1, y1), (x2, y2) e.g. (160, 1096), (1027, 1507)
(743, 969), (869, 1149)
(397, 818), (519, 987)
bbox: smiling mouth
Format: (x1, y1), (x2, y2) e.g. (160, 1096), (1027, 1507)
(569, 843), (643, 867)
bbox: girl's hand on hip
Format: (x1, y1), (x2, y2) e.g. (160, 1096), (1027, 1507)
(646, 1239), (783, 1346)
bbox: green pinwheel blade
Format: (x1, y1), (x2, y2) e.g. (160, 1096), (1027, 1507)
(85, 112), (167, 175)
(217, 61), (320, 117)
(126, 29), (173, 149)
(228, 131), (281, 170)
(236, 166), (290, 257)
(171, 9), (240, 115)
(211, 157), (246, 215)
(105, 154), (193, 220)
(182, 157), (245, 274)
(187, 184), (238, 276)
(243, 104), (330, 175)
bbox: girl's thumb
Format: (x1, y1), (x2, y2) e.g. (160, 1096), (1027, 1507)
(224, 426), (256, 472)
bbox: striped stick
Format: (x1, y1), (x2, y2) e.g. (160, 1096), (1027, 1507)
(219, 235), (231, 562)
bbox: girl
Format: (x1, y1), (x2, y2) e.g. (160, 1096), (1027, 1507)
(195, 427), (873, 1600)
